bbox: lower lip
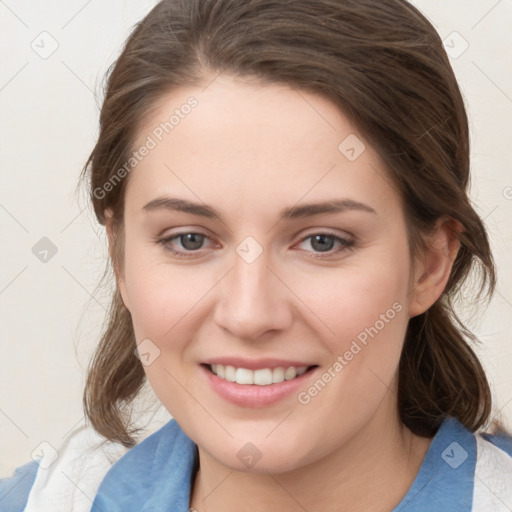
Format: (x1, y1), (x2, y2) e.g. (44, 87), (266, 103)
(201, 364), (317, 408)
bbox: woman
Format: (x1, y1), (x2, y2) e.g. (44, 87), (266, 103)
(1, 0), (511, 510)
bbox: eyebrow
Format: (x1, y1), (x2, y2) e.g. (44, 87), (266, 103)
(142, 196), (377, 220)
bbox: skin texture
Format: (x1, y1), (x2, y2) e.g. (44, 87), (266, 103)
(107, 74), (460, 511)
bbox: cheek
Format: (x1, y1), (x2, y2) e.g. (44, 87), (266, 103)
(125, 271), (196, 339)
(291, 266), (409, 452)
(121, 252), (222, 405)
(289, 241), (412, 409)
(121, 255), (214, 416)
(296, 255), (410, 351)
(121, 232), (210, 340)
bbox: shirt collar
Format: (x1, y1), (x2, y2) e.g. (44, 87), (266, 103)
(393, 416), (476, 511)
(91, 416), (476, 512)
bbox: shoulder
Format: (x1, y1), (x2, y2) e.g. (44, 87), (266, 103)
(436, 417), (512, 511)
(0, 460), (39, 512)
(0, 423), (130, 512)
(91, 419), (198, 512)
(472, 430), (512, 512)
(394, 416), (512, 512)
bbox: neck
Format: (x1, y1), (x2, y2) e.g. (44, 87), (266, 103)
(190, 405), (432, 512)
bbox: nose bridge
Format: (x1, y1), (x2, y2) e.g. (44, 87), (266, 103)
(213, 248), (292, 339)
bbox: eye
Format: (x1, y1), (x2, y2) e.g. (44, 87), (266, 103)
(176, 233), (206, 251)
(296, 232), (354, 258)
(155, 231), (214, 257)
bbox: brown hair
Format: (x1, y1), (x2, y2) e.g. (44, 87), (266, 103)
(81, 0), (496, 447)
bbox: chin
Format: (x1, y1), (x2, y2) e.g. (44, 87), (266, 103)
(198, 426), (318, 474)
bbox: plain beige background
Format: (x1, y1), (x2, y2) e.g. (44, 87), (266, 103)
(0, 0), (511, 477)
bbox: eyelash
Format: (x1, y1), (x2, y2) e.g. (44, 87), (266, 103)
(154, 231), (355, 260)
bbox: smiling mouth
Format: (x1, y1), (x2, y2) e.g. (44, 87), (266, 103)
(204, 363), (318, 386)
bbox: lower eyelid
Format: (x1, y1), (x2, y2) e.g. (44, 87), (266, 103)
(157, 241), (210, 259)
(298, 238), (355, 260)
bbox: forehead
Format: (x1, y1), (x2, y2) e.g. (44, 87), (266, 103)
(125, 75), (401, 221)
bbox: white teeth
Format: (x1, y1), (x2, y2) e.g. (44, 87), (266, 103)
(235, 368), (253, 385)
(253, 368), (273, 385)
(210, 364), (310, 385)
(272, 367), (285, 383)
(224, 365), (236, 382)
(284, 367), (297, 380)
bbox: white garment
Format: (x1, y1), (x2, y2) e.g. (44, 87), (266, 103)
(473, 435), (512, 511)
(22, 425), (129, 512)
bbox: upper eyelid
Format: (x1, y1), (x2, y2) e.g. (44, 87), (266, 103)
(160, 228), (351, 241)
(157, 228), (216, 244)
(296, 227), (353, 239)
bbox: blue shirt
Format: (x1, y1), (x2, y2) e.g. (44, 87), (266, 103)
(1, 416), (511, 511)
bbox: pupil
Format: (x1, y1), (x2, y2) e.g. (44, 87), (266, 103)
(181, 233), (204, 250)
(311, 234), (334, 252)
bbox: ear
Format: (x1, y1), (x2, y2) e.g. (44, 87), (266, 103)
(104, 209), (131, 312)
(408, 217), (462, 318)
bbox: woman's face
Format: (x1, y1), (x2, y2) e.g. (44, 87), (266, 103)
(115, 75), (425, 473)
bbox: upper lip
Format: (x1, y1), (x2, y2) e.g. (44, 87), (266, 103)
(202, 358), (317, 371)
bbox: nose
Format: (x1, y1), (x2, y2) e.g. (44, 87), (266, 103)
(213, 251), (293, 340)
